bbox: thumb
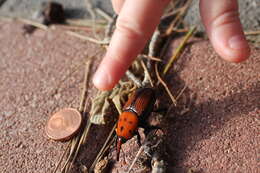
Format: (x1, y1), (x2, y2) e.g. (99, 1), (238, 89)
(200, 0), (250, 62)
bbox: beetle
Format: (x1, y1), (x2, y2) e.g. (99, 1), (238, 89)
(115, 87), (156, 161)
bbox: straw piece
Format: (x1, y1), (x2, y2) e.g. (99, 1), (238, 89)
(163, 26), (196, 75)
(155, 63), (177, 106)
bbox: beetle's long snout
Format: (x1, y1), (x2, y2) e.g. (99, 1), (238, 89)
(116, 137), (122, 161)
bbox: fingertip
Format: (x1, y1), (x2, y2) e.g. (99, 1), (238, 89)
(200, 0), (250, 63)
(93, 51), (130, 91)
(220, 48), (250, 63)
(92, 65), (115, 91)
(211, 31), (250, 63)
(92, 77), (113, 91)
(227, 35), (250, 62)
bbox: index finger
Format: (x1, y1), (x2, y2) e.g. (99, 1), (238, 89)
(93, 0), (170, 91)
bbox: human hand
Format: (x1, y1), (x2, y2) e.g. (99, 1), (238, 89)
(93, 0), (250, 91)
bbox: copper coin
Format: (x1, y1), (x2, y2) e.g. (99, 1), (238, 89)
(45, 108), (82, 141)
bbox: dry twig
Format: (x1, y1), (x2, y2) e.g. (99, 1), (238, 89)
(176, 85), (187, 101)
(59, 60), (92, 173)
(63, 61), (93, 170)
(244, 30), (260, 35)
(79, 60), (92, 113)
(103, 14), (117, 43)
(85, 0), (101, 40)
(126, 146), (144, 173)
(126, 70), (142, 87)
(17, 18), (48, 30)
(163, 26), (196, 75)
(66, 18), (106, 27)
(148, 29), (162, 57)
(141, 54), (162, 62)
(95, 7), (113, 22)
(164, 0), (193, 36)
(52, 141), (71, 173)
(89, 124), (117, 172)
(140, 59), (154, 87)
(155, 63), (177, 106)
(66, 31), (109, 45)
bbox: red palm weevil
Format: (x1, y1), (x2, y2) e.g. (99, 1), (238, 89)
(115, 87), (156, 161)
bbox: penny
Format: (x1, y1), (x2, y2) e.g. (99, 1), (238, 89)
(45, 108), (82, 141)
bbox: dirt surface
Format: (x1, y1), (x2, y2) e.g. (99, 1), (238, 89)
(163, 38), (259, 173)
(0, 21), (259, 173)
(0, 20), (105, 173)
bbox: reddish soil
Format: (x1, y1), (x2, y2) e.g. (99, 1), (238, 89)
(162, 38), (259, 173)
(0, 20), (105, 173)
(0, 21), (259, 173)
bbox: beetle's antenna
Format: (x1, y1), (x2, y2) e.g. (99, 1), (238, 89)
(116, 137), (122, 161)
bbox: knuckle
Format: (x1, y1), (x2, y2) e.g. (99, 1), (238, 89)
(212, 10), (240, 27)
(116, 17), (146, 41)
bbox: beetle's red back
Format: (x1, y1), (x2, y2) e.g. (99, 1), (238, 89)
(116, 111), (138, 140)
(123, 88), (155, 116)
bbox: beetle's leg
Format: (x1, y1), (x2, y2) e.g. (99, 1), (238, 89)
(144, 125), (161, 136)
(136, 132), (142, 147)
(121, 148), (127, 164)
(139, 119), (161, 130)
(152, 107), (167, 114)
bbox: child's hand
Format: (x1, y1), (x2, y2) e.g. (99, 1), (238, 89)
(93, 0), (250, 91)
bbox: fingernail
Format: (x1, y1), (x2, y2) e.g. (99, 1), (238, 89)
(93, 68), (112, 91)
(228, 35), (248, 50)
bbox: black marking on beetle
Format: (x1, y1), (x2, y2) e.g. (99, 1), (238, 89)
(120, 126), (124, 132)
(124, 117), (127, 121)
(128, 121), (133, 124)
(129, 129), (133, 134)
